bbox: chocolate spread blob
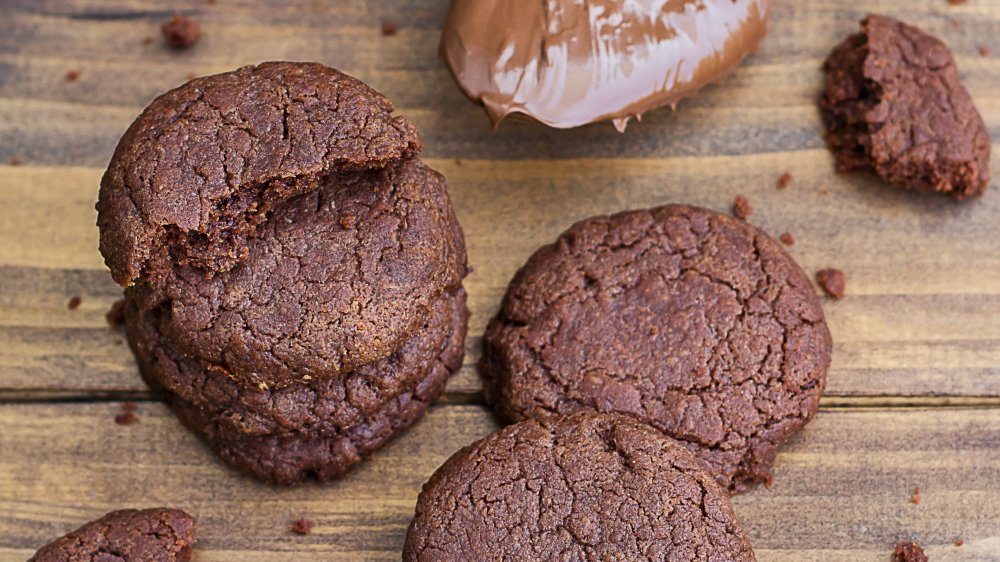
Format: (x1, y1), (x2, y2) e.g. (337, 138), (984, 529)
(441, 0), (772, 131)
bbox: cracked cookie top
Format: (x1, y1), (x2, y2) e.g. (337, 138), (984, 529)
(98, 62), (422, 287)
(30, 508), (195, 562)
(403, 413), (756, 561)
(481, 205), (831, 492)
(128, 158), (466, 388)
(820, 15), (990, 199)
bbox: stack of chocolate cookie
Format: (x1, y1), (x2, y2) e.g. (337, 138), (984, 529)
(97, 62), (468, 484)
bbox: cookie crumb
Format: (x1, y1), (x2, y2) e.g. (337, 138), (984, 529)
(776, 172), (793, 189)
(65, 70), (80, 82)
(339, 212), (357, 229)
(454, 158), (462, 166)
(954, 538), (964, 546)
(979, 46), (990, 57)
(779, 232), (795, 246)
(122, 401), (138, 412)
(9, 158), (20, 166)
(290, 518), (314, 535)
(381, 19), (397, 36)
(894, 541), (928, 562)
(67, 296), (82, 310)
(732, 195), (752, 220)
(114, 411), (139, 426)
(114, 338), (124, 346)
(816, 268), (846, 299)
(910, 487), (921, 505)
(161, 13), (201, 48)
(106, 298), (126, 327)
(142, 36), (153, 46)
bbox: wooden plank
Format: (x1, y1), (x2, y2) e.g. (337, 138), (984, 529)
(0, 403), (998, 561)
(2, 156), (999, 397)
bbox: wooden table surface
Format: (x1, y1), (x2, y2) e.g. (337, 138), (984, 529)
(1, 0), (998, 560)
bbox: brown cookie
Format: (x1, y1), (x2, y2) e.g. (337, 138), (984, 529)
(820, 15), (990, 199)
(127, 290), (468, 484)
(29, 508), (194, 562)
(98, 61), (422, 287)
(481, 205), (831, 492)
(125, 289), (467, 438)
(128, 158), (466, 388)
(403, 413), (756, 561)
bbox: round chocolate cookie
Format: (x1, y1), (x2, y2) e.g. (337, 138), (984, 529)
(30, 508), (195, 562)
(125, 289), (467, 438)
(128, 158), (466, 388)
(127, 290), (468, 484)
(98, 61), (422, 287)
(481, 205), (831, 492)
(403, 413), (756, 561)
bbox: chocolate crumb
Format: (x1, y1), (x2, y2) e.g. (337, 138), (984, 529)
(894, 541), (928, 562)
(67, 296), (82, 310)
(816, 268), (846, 299)
(381, 20), (397, 36)
(142, 36), (153, 46)
(114, 338), (124, 346)
(910, 487), (921, 505)
(776, 172), (793, 189)
(732, 195), (752, 220)
(161, 14), (201, 48)
(9, 158), (20, 166)
(980, 46), (990, 57)
(122, 401), (138, 412)
(106, 298), (126, 327)
(290, 518), (314, 535)
(779, 232), (795, 246)
(114, 411), (139, 426)
(954, 538), (964, 546)
(65, 70), (80, 82)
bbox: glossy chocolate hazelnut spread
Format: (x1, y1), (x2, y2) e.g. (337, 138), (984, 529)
(441, 0), (771, 131)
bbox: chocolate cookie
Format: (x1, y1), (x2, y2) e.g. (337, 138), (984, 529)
(98, 61), (421, 287)
(29, 508), (194, 562)
(481, 205), (831, 492)
(403, 413), (756, 561)
(820, 15), (990, 199)
(128, 158), (466, 388)
(125, 289), (467, 437)
(126, 290), (468, 484)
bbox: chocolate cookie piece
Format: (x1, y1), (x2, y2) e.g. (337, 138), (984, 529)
(403, 413), (756, 561)
(98, 61), (422, 288)
(481, 205), (831, 492)
(125, 289), (467, 437)
(820, 15), (990, 199)
(128, 158), (466, 388)
(30, 508), (194, 562)
(128, 291), (468, 484)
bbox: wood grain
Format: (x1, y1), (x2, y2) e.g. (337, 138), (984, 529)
(1, 403), (999, 561)
(1, 0), (999, 560)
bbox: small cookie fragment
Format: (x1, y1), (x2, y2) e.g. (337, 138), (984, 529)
(817, 268), (846, 299)
(777, 172), (793, 189)
(979, 46), (990, 57)
(820, 15), (990, 199)
(290, 518), (314, 535)
(779, 232), (795, 246)
(403, 413), (756, 561)
(910, 486), (921, 505)
(381, 19), (397, 36)
(894, 541), (928, 562)
(65, 70), (80, 82)
(29, 508), (195, 562)
(67, 296), (82, 310)
(732, 195), (753, 220)
(161, 14), (201, 48)
(954, 537), (964, 547)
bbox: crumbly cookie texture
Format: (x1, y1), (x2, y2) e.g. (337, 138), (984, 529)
(821, 14), (990, 199)
(404, 413), (756, 561)
(481, 205), (831, 492)
(126, 158), (466, 388)
(29, 508), (195, 562)
(98, 61), (422, 288)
